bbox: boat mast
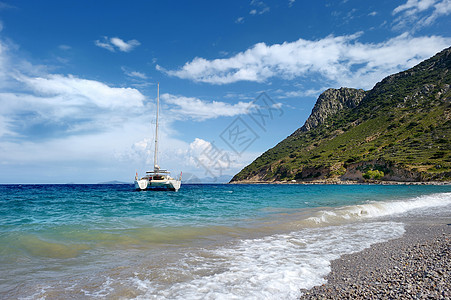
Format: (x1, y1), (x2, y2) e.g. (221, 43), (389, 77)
(154, 83), (159, 171)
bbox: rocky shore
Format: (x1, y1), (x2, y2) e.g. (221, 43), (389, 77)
(300, 222), (450, 299)
(229, 180), (451, 185)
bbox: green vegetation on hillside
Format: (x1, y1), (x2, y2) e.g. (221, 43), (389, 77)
(231, 47), (451, 183)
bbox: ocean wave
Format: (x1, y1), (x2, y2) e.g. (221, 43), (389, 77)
(131, 222), (404, 299)
(307, 192), (451, 224)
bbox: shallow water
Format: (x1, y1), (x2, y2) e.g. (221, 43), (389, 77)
(1, 184), (450, 299)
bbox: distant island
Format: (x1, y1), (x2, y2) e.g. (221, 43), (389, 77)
(98, 180), (131, 184)
(183, 175), (233, 184)
(231, 46), (451, 184)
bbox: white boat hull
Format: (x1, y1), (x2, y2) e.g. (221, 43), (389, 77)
(134, 178), (181, 191)
(135, 179), (149, 190)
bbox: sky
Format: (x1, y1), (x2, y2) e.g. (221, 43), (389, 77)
(0, 0), (450, 183)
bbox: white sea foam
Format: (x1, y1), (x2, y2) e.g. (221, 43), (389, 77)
(132, 221), (405, 299)
(18, 285), (51, 300)
(127, 193), (450, 299)
(14, 192), (450, 299)
(82, 276), (114, 298)
(308, 192), (451, 224)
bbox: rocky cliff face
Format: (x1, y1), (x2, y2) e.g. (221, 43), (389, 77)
(231, 46), (451, 183)
(296, 88), (367, 133)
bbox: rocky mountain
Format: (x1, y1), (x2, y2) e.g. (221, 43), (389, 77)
(296, 87), (367, 132)
(231, 47), (451, 183)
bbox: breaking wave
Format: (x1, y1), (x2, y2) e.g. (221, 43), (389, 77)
(308, 192), (451, 224)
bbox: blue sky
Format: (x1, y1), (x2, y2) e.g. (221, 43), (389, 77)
(0, 0), (450, 183)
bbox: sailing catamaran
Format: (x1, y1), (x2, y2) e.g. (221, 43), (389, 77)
(134, 84), (182, 191)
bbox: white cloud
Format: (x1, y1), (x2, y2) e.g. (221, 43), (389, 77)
(124, 135), (254, 180)
(0, 79), (147, 144)
(58, 44), (71, 51)
(188, 138), (231, 173)
(0, 83), (155, 182)
(278, 88), (327, 99)
(393, 0), (451, 29)
(235, 17), (245, 24)
(188, 138), (211, 159)
(422, 0), (451, 24)
(0, 38), (7, 80)
(110, 37), (140, 52)
(249, 0), (270, 15)
(0, 56), (152, 182)
(0, 36), (147, 141)
(0, 114), (15, 137)
(161, 93), (252, 121)
(94, 38), (115, 52)
(393, 0), (437, 15)
(125, 136), (253, 181)
(95, 36), (141, 52)
(159, 33), (451, 89)
(128, 71), (147, 79)
(122, 67), (148, 79)
(16, 74), (145, 109)
(185, 138), (250, 177)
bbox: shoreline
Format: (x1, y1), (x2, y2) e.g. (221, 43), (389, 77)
(229, 180), (451, 185)
(299, 218), (450, 299)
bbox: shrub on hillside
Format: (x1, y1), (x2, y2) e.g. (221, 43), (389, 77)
(363, 169), (384, 180)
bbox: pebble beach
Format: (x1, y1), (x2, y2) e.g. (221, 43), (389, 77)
(300, 219), (450, 299)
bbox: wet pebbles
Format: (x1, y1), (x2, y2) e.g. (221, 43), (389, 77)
(300, 223), (450, 299)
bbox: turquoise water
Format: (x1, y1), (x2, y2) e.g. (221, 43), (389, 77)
(1, 184), (450, 299)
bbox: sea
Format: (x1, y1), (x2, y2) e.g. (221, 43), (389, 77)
(1, 183), (450, 299)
